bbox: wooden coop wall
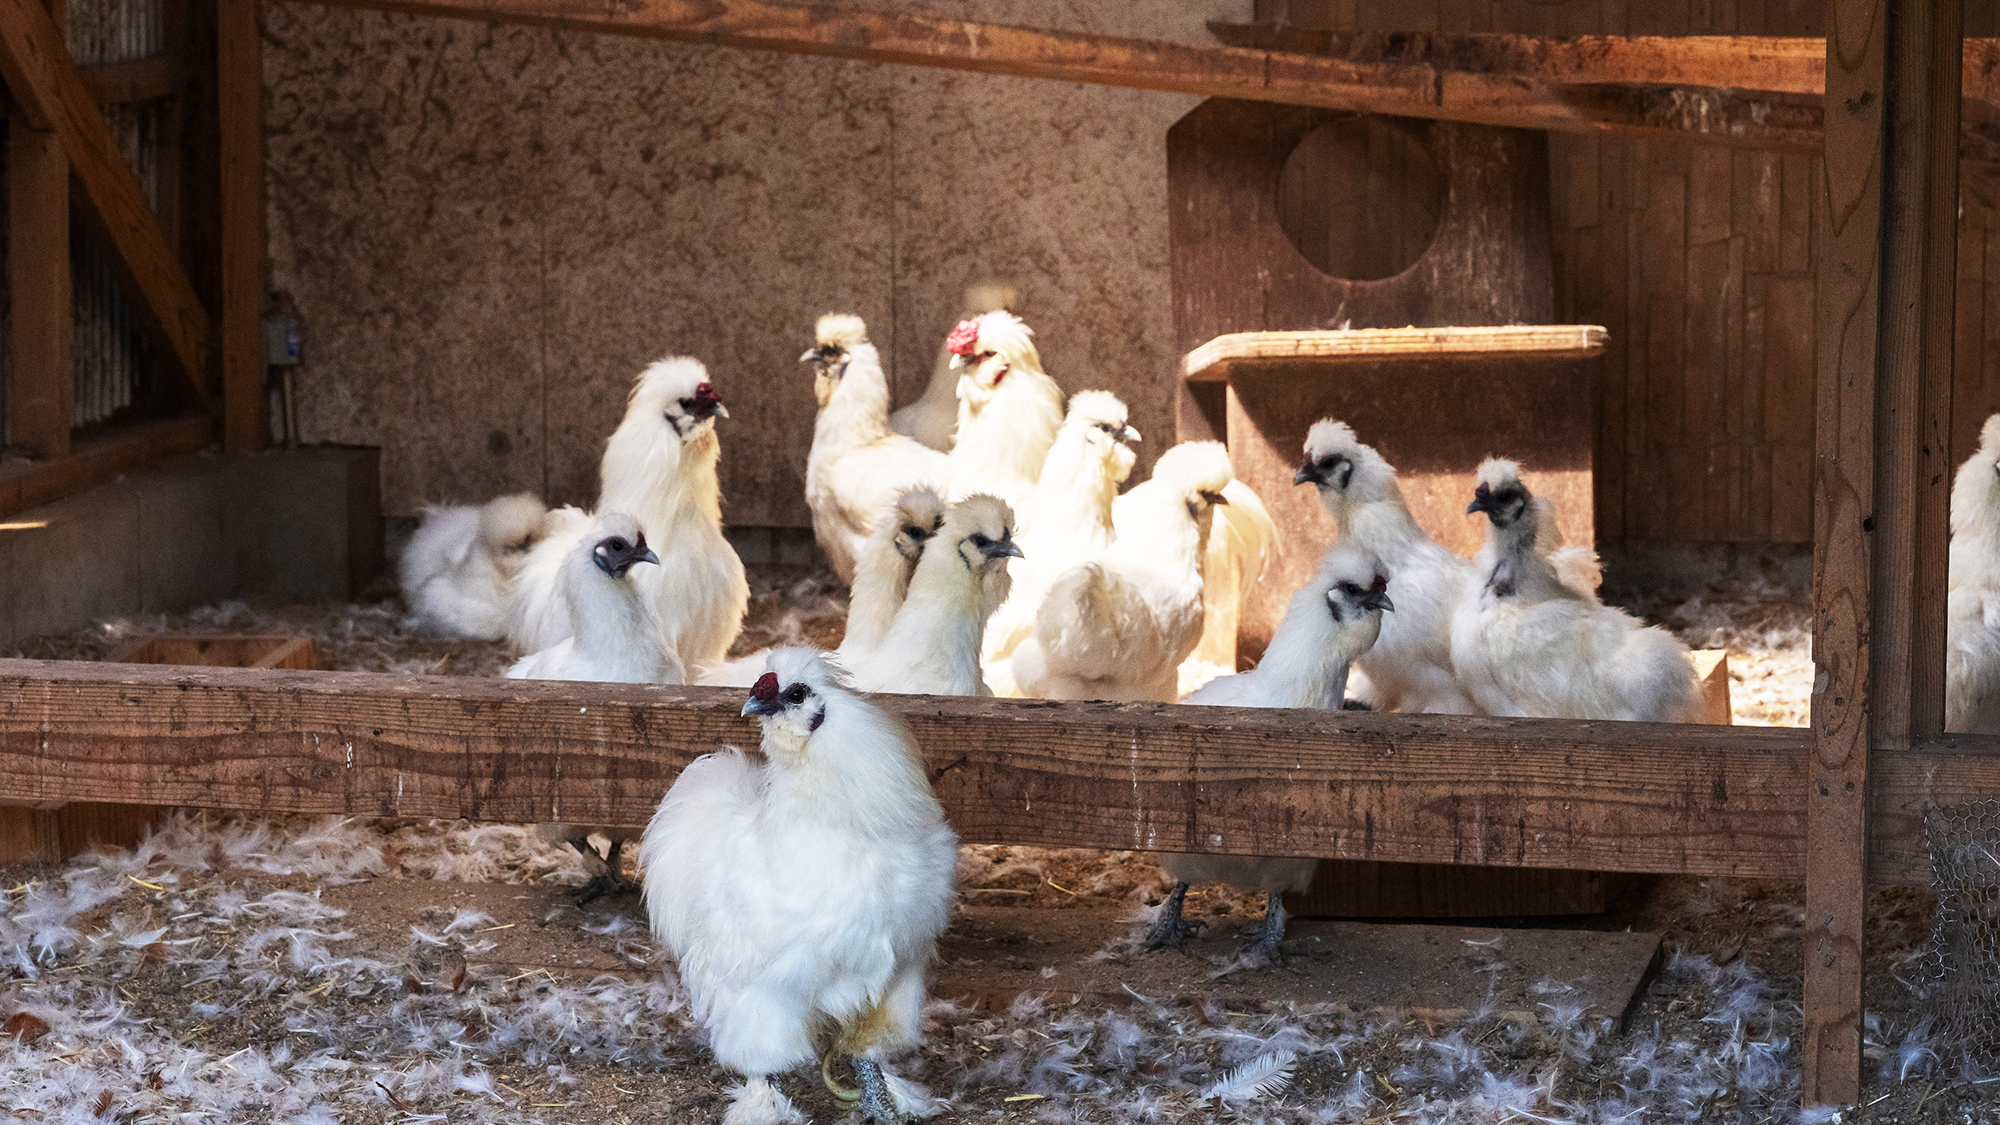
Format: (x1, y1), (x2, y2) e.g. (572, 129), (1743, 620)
(259, 1), (1256, 525)
(1256, 0), (2000, 548)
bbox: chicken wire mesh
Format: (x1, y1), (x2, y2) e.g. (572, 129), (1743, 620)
(1920, 798), (2000, 1067)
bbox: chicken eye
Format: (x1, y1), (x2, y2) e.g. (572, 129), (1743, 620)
(903, 524), (929, 541)
(677, 397), (696, 412)
(607, 538), (628, 552)
(1096, 422), (1115, 434)
(784, 684), (809, 705)
(969, 533), (991, 549)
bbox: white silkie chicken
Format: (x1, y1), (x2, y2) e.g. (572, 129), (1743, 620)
(838, 486), (947, 670)
(694, 487), (951, 690)
(401, 492), (549, 639)
(1948, 414), (2000, 733)
(507, 512), (681, 904)
(1294, 420), (1477, 714)
(505, 512), (678, 685)
(642, 648), (957, 1125)
(1451, 459), (1702, 722)
(943, 311), (1065, 514)
(890, 280), (1016, 451)
(803, 314), (950, 584)
(1144, 545), (1393, 965)
(1010, 441), (1233, 703)
(851, 494), (1022, 697)
(981, 391), (1141, 683)
(509, 358), (749, 669)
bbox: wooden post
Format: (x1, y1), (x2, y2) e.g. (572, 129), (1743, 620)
(1806, 0), (1958, 1105)
(217, 0), (265, 451)
(7, 96), (72, 459)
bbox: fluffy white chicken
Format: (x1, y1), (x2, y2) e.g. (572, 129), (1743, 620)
(642, 648), (957, 1125)
(505, 512), (679, 686)
(509, 358), (749, 669)
(804, 315), (950, 584)
(838, 486), (947, 669)
(1295, 420), (1478, 714)
(1010, 441), (1233, 703)
(943, 311), (1065, 513)
(401, 492), (549, 639)
(890, 281), (1016, 451)
(851, 494), (1022, 697)
(1145, 545), (1393, 965)
(1451, 459), (1702, 722)
(1948, 414), (2000, 733)
(507, 512), (680, 904)
(982, 391), (1140, 680)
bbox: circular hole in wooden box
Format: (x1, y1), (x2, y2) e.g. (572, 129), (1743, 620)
(1277, 117), (1445, 282)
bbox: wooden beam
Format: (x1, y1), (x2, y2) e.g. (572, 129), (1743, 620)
(0, 658), (1992, 883)
(310, 0), (1830, 152)
(7, 99), (72, 460)
(216, 0), (264, 451)
(0, 415), (212, 519)
(77, 56), (180, 105)
(0, 0), (211, 406)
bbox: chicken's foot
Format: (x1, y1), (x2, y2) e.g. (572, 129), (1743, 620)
(852, 1056), (896, 1123)
(1139, 881), (1200, 952)
(567, 838), (639, 906)
(1239, 893), (1289, 968)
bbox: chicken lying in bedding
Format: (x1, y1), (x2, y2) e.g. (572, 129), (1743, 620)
(1451, 459), (1701, 722)
(642, 648), (957, 1125)
(1143, 544), (1392, 966)
(401, 492), (550, 639)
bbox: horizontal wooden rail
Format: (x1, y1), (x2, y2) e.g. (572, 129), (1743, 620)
(1, 659), (1993, 882)
(78, 56), (180, 105)
(1183, 326), (1608, 380)
(0, 416), (212, 520)
(312, 0), (1839, 152)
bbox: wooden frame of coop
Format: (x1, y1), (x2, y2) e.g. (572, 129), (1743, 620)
(0, 0), (1989, 1107)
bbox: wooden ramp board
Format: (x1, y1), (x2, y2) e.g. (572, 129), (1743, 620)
(932, 905), (1663, 1030)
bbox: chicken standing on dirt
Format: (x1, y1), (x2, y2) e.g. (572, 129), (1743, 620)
(1009, 441), (1232, 702)
(1145, 544), (1393, 965)
(803, 315), (950, 584)
(943, 311), (1065, 513)
(852, 494), (1021, 697)
(506, 511), (680, 905)
(401, 492), (550, 639)
(508, 358), (748, 670)
(1451, 459), (1701, 722)
(642, 648), (957, 1125)
(1949, 413), (2000, 733)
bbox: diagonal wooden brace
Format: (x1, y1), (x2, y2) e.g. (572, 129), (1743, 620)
(0, 0), (212, 406)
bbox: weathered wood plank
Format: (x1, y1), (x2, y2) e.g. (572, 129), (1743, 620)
(1804, 0), (1886, 1104)
(0, 416), (212, 520)
(0, 0), (211, 405)
(310, 0), (1830, 152)
(217, 0), (266, 452)
(78, 56), (179, 105)
(7, 102), (72, 461)
(0, 659), (1990, 884)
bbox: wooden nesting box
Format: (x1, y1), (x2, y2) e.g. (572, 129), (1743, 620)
(0, 635), (318, 863)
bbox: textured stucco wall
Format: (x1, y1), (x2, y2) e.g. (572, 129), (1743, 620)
(264, 1), (1242, 526)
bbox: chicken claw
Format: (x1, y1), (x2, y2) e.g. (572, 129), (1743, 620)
(1139, 882), (1202, 952)
(852, 1056), (897, 1123)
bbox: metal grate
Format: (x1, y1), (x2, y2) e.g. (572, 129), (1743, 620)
(63, 0), (163, 66)
(1920, 798), (2000, 1068)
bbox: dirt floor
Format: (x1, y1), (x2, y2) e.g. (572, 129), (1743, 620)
(0, 566), (1986, 1123)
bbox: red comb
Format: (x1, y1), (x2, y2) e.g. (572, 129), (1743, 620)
(692, 381), (724, 411)
(750, 672), (780, 703)
(946, 319), (981, 357)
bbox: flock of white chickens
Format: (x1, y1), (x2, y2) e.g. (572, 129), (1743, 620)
(387, 297), (1778, 1124)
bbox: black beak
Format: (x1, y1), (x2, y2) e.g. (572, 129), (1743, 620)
(1360, 578), (1394, 614)
(1294, 461), (1325, 487)
(595, 533), (661, 577)
(1199, 489), (1230, 507)
(981, 536), (1024, 561)
(1467, 484), (1496, 516)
